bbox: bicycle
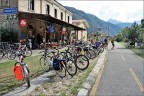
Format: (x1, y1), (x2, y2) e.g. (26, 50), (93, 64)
(39, 49), (77, 78)
(8, 43), (32, 60)
(0, 42), (12, 59)
(13, 53), (30, 87)
(59, 46), (89, 70)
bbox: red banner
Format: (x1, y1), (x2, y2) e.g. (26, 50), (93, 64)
(61, 27), (66, 34)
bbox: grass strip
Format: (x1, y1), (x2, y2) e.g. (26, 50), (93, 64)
(120, 42), (144, 59)
(70, 58), (99, 95)
(0, 55), (44, 95)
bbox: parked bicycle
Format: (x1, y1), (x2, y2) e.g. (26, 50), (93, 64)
(13, 53), (30, 87)
(39, 49), (77, 78)
(59, 46), (90, 70)
(8, 43), (32, 60)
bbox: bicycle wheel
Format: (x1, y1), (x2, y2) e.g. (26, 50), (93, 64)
(25, 77), (30, 87)
(84, 51), (91, 60)
(14, 62), (30, 87)
(24, 66), (30, 87)
(55, 63), (66, 78)
(89, 49), (96, 59)
(66, 59), (77, 76)
(0, 49), (3, 59)
(75, 55), (89, 70)
(8, 50), (16, 60)
(39, 56), (50, 72)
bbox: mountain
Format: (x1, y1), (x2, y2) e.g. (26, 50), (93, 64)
(116, 23), (132, 28)
(108, 19), (141, 28)
(107, 19), (123, 24)
(65, 6), (121, 36)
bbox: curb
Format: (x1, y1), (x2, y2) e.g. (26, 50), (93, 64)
(77, 50), (107, 96)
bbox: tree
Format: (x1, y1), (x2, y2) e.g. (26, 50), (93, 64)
(141, 19), (144, 28)
(0, 28), (18, 42)
(127, 22), (139, 42)
(116, 33), (123, 42)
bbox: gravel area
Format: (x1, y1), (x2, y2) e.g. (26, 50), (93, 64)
(26, 57), (99, 96)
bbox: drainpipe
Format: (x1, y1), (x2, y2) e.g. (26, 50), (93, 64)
(40, 0), (42, 14)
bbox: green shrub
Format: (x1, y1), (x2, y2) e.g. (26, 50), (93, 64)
(123, 38), (129, 42)
(116, 34), (123, 42)
(0, 28), (18, 42)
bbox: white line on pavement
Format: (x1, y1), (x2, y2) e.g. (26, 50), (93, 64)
(121, 55), (125, 61)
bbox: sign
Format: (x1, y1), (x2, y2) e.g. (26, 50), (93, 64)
(3, 8), (18, 14)
(20, 19), (27, 27)
(5, 14), (17, 20)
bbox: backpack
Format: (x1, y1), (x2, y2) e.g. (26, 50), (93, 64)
(53, 58), (60, 70)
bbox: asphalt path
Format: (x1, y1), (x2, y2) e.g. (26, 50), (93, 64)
(96, 42), (144, 96)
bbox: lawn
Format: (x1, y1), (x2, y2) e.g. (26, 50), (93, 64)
(0, 48), (67, 95)
(0, 55), (44, 95)
(131, 48), (144, 59)
(120, 42), (144, 59)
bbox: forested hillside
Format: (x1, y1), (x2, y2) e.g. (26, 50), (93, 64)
(65, 6), (122, 36)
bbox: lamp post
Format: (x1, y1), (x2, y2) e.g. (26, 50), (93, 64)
(97, 28), (101, 40)
(106, 27), (109, 37)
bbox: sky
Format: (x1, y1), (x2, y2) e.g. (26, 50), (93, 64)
(58, 0), (143, 23)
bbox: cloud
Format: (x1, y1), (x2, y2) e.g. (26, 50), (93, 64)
(58, 0), (143, 22)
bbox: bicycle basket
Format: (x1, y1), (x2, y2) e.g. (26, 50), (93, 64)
(14, 65), (24, 80)
(53, 58), (60, 70)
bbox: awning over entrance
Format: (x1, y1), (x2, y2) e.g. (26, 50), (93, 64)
(18, 12), (85, 31)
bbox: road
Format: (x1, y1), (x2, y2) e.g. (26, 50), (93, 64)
(95, 42), (144, 96)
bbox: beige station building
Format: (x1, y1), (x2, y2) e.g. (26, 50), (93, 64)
(0, 0), (89, 46)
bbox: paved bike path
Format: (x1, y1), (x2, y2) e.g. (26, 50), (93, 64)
(95, 42), (144, 95)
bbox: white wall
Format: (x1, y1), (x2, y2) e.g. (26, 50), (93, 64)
(18, 0), (41, 13)
(18, 0), (72, 23)
(77, 22), (88, 41)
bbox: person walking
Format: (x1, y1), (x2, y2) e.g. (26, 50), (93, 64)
(104, 37), (108, 49)
(111, 38), (115, 50)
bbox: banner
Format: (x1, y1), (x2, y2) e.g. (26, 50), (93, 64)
(61, 27), (66, 34)
(49, 22), (54, 32)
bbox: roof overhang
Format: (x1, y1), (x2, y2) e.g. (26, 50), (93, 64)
(19, 12), (85, 31)
(72, 19), (89, 29)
